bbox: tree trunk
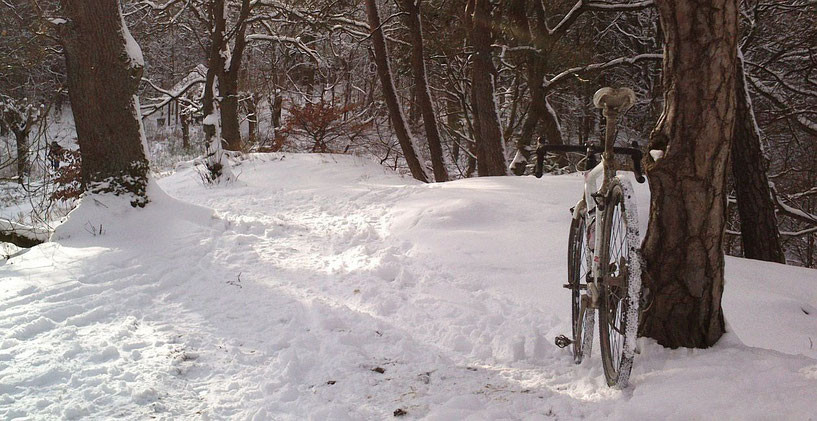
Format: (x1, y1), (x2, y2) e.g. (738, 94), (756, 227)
(246, 94), (258, 146)
(220, 73), (242, 151)
(202, 0), (225, 144)
(219, 0), (251, 152)
(639, 0), (739, 348)
(365, 0), (429, 183)
(180, 112), (191, 149)
(14, 130), (29, 182)
(469, 0), (507, 176)
(59, 0), (150, 206)
(401, 0), (448, 182)
(271, 95), (282, 128)
(731, 51), (786, 263)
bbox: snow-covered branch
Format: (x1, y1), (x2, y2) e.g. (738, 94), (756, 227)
(549, 0), (655, 37)
(0, 219), (50, 248)
(543, 53), (662, 90)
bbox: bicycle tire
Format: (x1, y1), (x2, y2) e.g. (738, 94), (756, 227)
(567, 211), (593, 364)
(597, 177), (642, 388)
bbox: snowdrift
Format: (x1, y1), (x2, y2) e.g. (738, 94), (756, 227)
(1, 153), (815, 420)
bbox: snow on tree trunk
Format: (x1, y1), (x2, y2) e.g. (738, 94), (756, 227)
(58, 0), (150, 207)
(639, 0), (739, 348)
(364, 0), (429, 183)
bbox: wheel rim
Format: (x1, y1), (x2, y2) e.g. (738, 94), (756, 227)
(600, 186), (631, 382)
(569, 216), (588, 362)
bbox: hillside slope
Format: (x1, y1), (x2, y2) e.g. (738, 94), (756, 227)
(1, 153), (815, 420)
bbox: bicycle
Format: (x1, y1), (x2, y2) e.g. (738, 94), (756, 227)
(534, 87), (646, 388)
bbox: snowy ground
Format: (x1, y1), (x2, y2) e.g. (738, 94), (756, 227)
(1, 153), (816, 420)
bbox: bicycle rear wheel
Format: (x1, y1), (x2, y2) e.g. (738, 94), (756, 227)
(598, 177), (642, 388)
(567, 210), (593, 364)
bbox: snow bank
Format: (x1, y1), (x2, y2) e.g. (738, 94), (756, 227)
(52, 179), (215, 245)
(1, 153), (815, 419)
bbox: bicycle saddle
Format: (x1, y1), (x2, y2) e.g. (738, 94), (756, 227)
(593, 87), (636, 116)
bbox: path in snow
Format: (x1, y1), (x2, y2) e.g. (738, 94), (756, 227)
(1, 153), (816, 420)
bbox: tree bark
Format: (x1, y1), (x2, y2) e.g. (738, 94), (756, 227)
(639, 0), (739, 348)
(365, 0), (429, 183)
(59, 0), (150, 206)
(731, 51), (786, 263)
(401, 0), (448, 182)
(469, 0), (507, 176)
(219, 0), (251, 151)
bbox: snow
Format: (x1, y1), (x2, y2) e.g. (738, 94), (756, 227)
(1, 153), (816, 419)
(120, 11), (144, 69)
(649, 149), (664, 161)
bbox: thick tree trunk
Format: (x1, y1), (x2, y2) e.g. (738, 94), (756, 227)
(211, 0), (250, 151)
(59, 0), (150, 206)
(731, 51), (786, 263)
(469, 0), (507, 176)
(639, 0), (739, 348)
(401, 0), (448, 182)
(219, 0), (251, 152)
(365, 0), (429, 182)
(220, 73), (242, 151)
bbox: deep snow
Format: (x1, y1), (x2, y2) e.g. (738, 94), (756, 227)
(1, 153), (816, 420)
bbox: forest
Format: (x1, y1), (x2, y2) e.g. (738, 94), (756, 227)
(1, 0), (816, 418)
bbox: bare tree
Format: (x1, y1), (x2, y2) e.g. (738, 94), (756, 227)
(364, 0), (429, 182)
(399, 0), (448, 182)
(639, 0), (739, 348)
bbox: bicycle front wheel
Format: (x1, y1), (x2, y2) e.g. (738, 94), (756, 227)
(567, 210), (592, 364)
(598, 177), (642, 388)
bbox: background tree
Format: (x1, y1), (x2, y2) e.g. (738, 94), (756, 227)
(364, 0), (428, 183)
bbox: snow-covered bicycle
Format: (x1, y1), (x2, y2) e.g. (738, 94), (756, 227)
(535, 87), (646, 388)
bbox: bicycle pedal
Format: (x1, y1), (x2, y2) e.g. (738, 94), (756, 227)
(554, 335), (573, 348)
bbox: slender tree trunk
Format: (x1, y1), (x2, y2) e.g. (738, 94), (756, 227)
(469, 0), (506, 176)
(59, 0), (150, 206)
(401, 0), (448, 182)
(246, 94), (258, 145)
(731, 51), (786, 263)
(202, 0), (225, 144)
(271, 95), (282, 129)
(14, 130), (29, 182)
(639, 0), (739, 348)
(365, 0), (429, 182)
(180, 112), (191, 149)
